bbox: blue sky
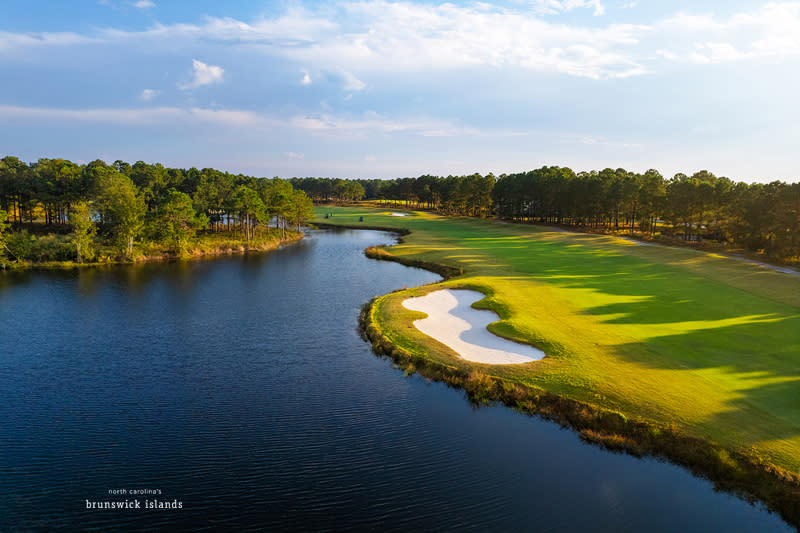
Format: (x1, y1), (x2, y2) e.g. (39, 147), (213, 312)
(1, 0), (799, 182)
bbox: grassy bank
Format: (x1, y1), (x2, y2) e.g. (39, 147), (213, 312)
(1, 229), (302, 270)
(316, 205), (800, 526)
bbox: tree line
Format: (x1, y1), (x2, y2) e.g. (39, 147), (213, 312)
(2, 156), (798, 264)
(0, 156), (313, 263)
(292, 169), (800, 262)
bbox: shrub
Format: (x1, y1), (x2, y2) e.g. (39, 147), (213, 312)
(28, 234), (74, 262)
(6, 232), (75, 262)
(6, 230), (33, 261)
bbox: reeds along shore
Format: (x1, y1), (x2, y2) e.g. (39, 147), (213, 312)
(346, 212), (800, 529)
(358, 296), (800, 528)
(1, 231), (303, 271)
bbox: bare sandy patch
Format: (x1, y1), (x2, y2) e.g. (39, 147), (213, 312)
(402, 289), (544, 365)
(390, 212), (408, 217)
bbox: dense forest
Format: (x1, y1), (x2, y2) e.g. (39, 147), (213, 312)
(293, 169), (800, 262)
(0, 156), (313, 264)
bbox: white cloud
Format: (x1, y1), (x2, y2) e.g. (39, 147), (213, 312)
(364, 155), (377, 162)
(696, 42), (749, 64)
(340, 71), (365, 91)
(178, 59), (224, 90)
(7, 2), (800, 81)
(133, 0), (155, 9)
(285, 110), (522, 138)
(0, 104), (183, 125)
(0, 2), (646, 80)
(0, 104), (260, 127)
(662, 13), (724, 32)
(658, 3), (800, 64)
(561, 133), (642, 149)
(320, 69), (367, 90)
(283, 1), (644, 79)
(531, 0), (605, 16)
(0, 104), (499, 139)
(139, 89), (159, 100)
(188, 107), (259, 126)
(0, 30), (98, 51)
(120, 9), (337, 44)
(286, 152), (305, 159)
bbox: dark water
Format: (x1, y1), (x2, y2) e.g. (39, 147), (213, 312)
(0, 229), (792, 531)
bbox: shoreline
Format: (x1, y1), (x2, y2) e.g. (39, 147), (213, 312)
(360, 282), (800, 530)
(0, 232), (304, 272)
(331, 217), (800, 529)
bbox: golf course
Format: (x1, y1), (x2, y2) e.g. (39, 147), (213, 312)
(316, 205), (800, 519)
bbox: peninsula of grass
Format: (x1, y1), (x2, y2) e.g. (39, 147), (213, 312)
(316, 205), (800, 526)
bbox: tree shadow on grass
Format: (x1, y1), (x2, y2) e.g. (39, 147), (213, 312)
(478, 264), (800, 450)
(430, 226), (800, 463)
(702, 377), (800, 446)
(604, 309), (800, 374)
(489, 241), (798, 327)
(606, 317), (800, 455)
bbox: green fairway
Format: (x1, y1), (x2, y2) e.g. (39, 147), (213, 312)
(316, 206), (800, 475)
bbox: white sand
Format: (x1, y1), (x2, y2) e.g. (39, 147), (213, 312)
(390, 212), (408, 217)
(402, 289), (544, 365)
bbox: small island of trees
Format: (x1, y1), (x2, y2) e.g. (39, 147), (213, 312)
(0, 156), (314, 267)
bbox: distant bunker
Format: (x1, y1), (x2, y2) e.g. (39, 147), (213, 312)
(401, 289), (544, 365)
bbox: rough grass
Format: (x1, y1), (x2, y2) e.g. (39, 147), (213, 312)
(2, 229), (300, 270)
(318, 205), (800, 519)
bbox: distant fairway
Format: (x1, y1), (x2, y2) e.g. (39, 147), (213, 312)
(316, 206), (800, 474)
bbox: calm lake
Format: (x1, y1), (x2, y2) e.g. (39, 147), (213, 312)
(0, 229), (792, 531)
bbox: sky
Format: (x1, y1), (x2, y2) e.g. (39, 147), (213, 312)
(1, 0), (799, 182)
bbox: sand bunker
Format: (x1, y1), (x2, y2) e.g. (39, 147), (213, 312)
(402, 289), (544, 365)
(390, 212), (408, 217)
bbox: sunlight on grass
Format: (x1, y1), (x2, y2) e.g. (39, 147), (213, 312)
(619, 314), (789, 341)
(535, 273), (631, 280)
(464, 236), (528, 241)
(725, 371), (800, 392)
(315, 206), (800, 472)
